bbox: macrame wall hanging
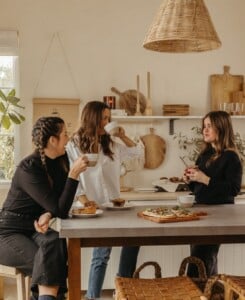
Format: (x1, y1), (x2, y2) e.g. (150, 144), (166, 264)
(32, 32), (81, 136)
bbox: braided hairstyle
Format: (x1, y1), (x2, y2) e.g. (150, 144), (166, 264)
(72, 101), (114, 159)
(32, 116), (66, 175)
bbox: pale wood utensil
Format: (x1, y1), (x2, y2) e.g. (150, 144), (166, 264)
(144, 71), (153, 115)
(134, 74), (142, 116)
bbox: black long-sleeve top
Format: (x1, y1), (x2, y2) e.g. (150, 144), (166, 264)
(189, 148), (242, 204)
(2, 151), (78, 219)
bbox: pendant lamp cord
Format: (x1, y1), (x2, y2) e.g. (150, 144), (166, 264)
(33, 32), (81, 99)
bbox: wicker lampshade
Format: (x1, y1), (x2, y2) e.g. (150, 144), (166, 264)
(143, 0), (221, 53)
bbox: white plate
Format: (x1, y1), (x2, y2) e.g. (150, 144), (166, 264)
(72, 209), (103, 218)
(102, 202), (134, 210)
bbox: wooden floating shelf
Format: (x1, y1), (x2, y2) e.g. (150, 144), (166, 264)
(111, 115), (245, 135)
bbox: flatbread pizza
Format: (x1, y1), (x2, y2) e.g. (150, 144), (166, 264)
(142, 207), (176, 219)
(139, 206), (207, 223)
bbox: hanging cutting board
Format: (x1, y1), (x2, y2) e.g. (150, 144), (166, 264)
(210, 65), (244, 110)
(140, 128), (166, 169)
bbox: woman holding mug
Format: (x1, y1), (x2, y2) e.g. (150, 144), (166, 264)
(183, 110), (242, 278)
(66, 100), (144, 300)
(0, 116), (88, 300)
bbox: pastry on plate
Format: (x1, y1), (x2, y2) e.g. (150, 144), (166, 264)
(110, 198), (126, 207)
(72, 206), (96, 215)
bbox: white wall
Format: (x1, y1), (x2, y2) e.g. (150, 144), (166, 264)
(1, 1), (245, 290)
(0, 0), (245, 187)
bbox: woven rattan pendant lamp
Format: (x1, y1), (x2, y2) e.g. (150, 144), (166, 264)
(143, 0), (221, 53)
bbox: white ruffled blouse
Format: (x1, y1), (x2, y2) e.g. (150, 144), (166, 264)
(66, 137), (144, 204)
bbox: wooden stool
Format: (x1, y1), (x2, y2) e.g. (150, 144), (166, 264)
(115, 258), (209, 300)
(0, 264), (30, 300)
(222, 275), (245, 300)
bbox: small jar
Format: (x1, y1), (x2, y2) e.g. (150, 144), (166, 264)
(103, 96), (116, 109)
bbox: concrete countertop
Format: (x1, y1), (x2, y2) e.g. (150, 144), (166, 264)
(59, 204), (245, 239)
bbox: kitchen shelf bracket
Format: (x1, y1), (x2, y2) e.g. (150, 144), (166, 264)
(169, 118), (177, 135)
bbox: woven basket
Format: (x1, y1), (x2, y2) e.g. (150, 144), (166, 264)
(179, 256), (208, 291)
(221, 275), (245, 300)
(143, 0), (221, 52)
(115, 258), (207, 300)
(179, 256), (225, 299)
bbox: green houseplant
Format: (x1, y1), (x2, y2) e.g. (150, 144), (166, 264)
(0, 89), (25, 130)
(0, 89), (25, 180)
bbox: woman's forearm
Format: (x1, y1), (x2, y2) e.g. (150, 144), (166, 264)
(120, 135), (136, 147)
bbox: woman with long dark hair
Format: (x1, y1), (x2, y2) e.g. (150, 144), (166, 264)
(0, 116), (88, 300)
(183, 110), (242, 277)
(66, 101), (144, 300)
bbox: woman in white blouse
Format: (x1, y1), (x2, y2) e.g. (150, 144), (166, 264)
(66, 101), (144, 300)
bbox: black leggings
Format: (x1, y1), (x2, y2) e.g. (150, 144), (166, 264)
(187, 244), (220, 277)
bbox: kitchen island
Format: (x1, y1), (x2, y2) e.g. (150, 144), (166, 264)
(58, 204), (245, 300)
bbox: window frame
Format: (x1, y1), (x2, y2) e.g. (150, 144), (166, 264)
(0, 56), (20, 183)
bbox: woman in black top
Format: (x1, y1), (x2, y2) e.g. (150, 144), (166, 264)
(0, 117), (88, 300)
(183, 110), (242, 278)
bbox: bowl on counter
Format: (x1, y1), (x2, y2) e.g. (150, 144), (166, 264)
(178, 195), (195, 208)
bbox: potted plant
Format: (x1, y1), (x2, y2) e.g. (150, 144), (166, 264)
(0, 89), (25, 180)
(0, 89), (25, 130)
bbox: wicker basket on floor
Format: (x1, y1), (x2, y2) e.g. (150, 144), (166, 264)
(179, 256), (208, 291)
(203, 274), (225, 300)
(222, 274), (245, 300)
(115, 257), (208, 300)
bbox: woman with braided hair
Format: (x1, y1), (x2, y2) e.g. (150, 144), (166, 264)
(0, 116), (88, 300)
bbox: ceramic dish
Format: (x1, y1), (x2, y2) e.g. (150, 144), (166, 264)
(102, 202), (134, 210)
(152, 179), (179, 193)
(71, 209), (103, 218)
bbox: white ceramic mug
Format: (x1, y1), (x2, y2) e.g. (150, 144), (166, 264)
(104, 121), (119, 136)
(86, 153), (98, 167)
(178, 195), (195, 208)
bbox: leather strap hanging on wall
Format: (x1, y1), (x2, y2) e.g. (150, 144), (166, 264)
(33, 32), (81, 100)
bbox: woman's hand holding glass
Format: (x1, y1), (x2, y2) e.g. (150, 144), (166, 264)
(113, 126), (125, 138)
(184, 166), (210, 186)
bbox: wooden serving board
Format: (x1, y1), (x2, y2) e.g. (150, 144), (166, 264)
(210, 65), (244, 110)
(137, 211), (207, 223)
(140, 128), (166, 169)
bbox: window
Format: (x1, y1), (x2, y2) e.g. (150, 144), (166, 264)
(0, 56), (17, 181)
(0, 30), (19, 182)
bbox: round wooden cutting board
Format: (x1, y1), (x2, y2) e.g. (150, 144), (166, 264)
(140, 128), (166, 169)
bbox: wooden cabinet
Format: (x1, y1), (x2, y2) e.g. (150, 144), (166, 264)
(33, 98), (80, 136)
